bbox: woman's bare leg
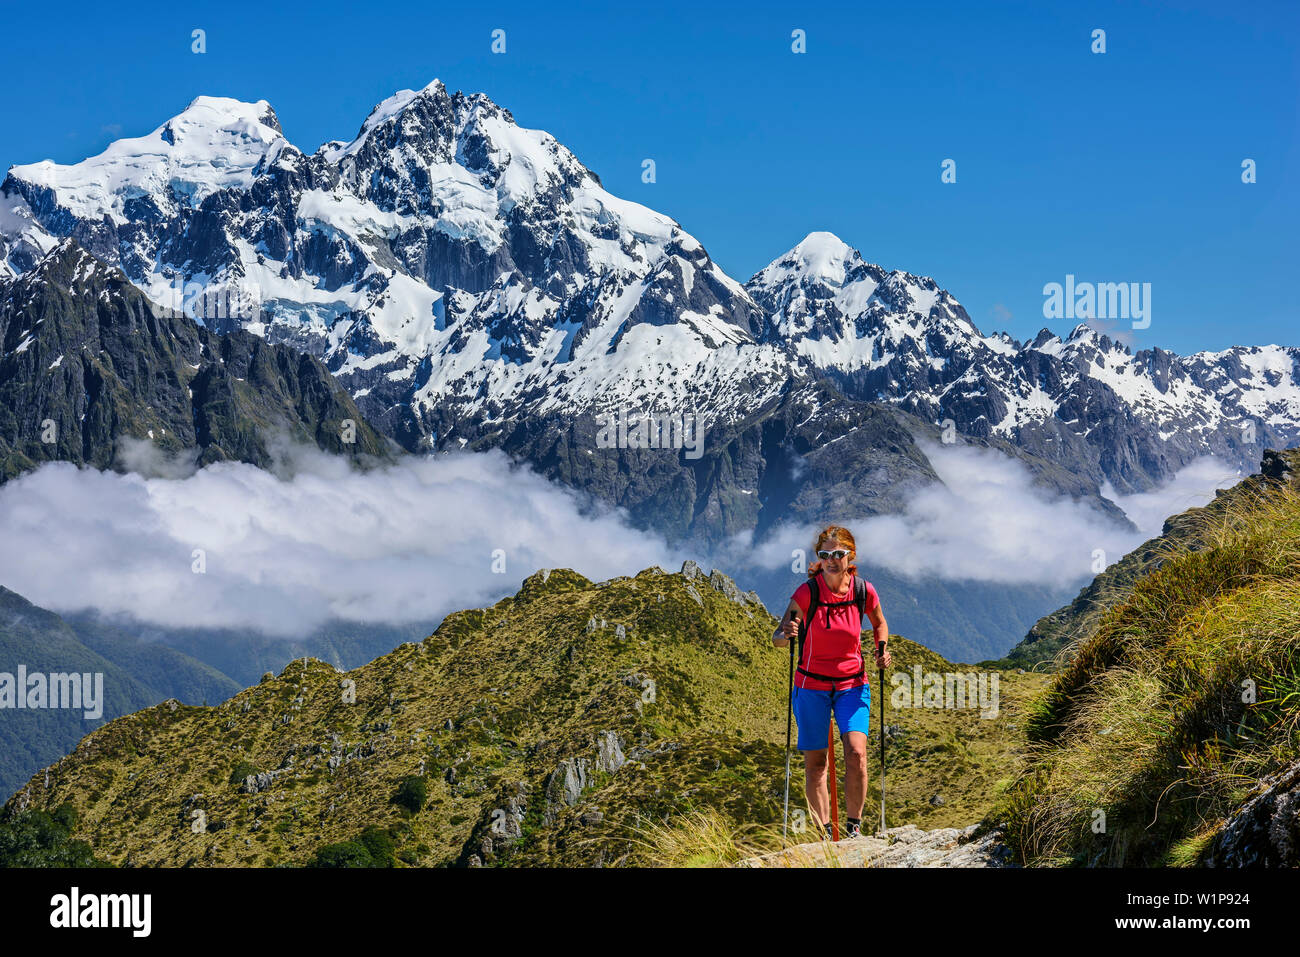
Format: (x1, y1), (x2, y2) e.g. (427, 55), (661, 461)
(842, 730), (868, 820)
(803, 749), (829, 830)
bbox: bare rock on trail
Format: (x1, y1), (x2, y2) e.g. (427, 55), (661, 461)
(740, 824), (1016, 868)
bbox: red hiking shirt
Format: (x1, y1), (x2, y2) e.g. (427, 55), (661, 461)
(791, 572), (880, 691)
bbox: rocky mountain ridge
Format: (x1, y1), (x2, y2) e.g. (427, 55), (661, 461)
(3, 82), (1294, 519)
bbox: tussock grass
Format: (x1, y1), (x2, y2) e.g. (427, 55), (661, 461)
(1000, 481), (1300, 866)
(629, 802), (854, 868)
(627, 806), (787, 867)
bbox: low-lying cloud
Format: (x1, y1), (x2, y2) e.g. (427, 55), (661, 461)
(0, 440), (1239, 635)
(733, 441), (1236, 588)
(1102, 456), (1242, 538)
(0, 445), (683, 637)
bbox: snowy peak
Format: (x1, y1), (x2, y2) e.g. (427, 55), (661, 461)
(1024, 322), (1133, 361)
(757, 231), (862, 287)
(171, 95), (284, 137)
(750, 232), (877, 341)
(1064, 322), (1119, 351)
(316, 80), (645, 264)
(6, 96), (288, 226)
(748, 231), (887, 304)
(748, 231), (959, 325)
(747, 233), (984, 371)
(327, 79), (570, 188)
(320, 79), (447, 163)
(0, 79), (782, 427)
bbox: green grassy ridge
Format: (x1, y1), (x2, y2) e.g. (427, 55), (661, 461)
(995, 463), (1300, 866)
(3, 564), (1041, 867)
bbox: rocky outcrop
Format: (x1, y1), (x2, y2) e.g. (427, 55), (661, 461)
(459, 729), (629, 865)
(457, 781), (530, 867)
(1205, 759), (1300, 867)
(543, 757), (588, 823)
(539, 730), (627, 825)
(680, 561), (763, 609)
(239, 771), (283, 795)
(1261, 448), (1294, 483)
(594, 731), (625, 774)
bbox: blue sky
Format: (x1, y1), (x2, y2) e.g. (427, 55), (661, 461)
(2, 0), (1296, 354)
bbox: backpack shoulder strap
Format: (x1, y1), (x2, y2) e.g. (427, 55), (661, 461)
(799, 575), (822, 649)
(806, 574), (822, 622)
(854, 575), (868, 621)
(854, 576), (874, 658)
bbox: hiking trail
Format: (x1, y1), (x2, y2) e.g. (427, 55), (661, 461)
(741, 824), (1015, 868)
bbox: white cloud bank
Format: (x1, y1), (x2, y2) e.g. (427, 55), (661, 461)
(0, 445), (683, 637)
(733, 442), (1238, 588)
(0, 440), (1241, 634)
(1102, 456), (1243, 538)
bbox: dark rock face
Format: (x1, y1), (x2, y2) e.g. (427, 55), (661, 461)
(1205, 758), (1300, 867)
(0, 242), (393, 479)
(1261, 448), (1293, 482)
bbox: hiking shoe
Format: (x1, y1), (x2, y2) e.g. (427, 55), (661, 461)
(844, 820), (864, 839)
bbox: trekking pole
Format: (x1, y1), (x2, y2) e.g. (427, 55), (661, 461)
(782, 612), (797, 843)
(827, 718), (839, 841)
(877, 639), (887, 836)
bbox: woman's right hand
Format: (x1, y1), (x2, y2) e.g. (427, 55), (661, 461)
(774, 600), (802, 646)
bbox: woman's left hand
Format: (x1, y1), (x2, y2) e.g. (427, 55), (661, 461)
(875, 647), (892, 669)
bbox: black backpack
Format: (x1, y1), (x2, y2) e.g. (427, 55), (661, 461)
(796, 574), (870, 685)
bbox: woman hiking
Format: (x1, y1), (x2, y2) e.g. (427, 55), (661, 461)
(772, 525), (891, 840)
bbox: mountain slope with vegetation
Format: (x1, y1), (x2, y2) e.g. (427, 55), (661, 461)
(1004, 450), (1298, 670)
(0, 585), (436, 804)
(3, 563), (1045, 867)
(0, 586), (239, 800)
(995, 448), (1300, 866)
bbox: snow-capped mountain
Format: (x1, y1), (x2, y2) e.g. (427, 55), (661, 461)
(0, 82), (789, 454)
(747, 232), (1300, 492)
(2, 80), (1296, 509)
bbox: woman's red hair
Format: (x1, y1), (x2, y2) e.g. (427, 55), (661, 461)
(808, 525), (858, 579)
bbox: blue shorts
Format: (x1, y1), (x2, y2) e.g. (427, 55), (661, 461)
(792, 683), (871, 751)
